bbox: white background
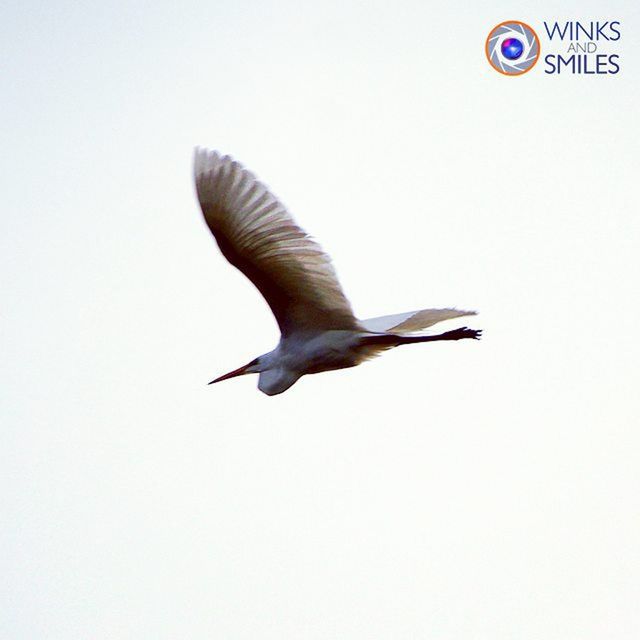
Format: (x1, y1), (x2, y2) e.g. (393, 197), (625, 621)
(2, 1), (639, 638)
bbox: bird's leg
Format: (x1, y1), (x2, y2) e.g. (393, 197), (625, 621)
(393, 327), (482, 345)
(360, 327), (482, 349)
(424, 327), (482, 341)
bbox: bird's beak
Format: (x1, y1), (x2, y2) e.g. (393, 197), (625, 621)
(208, 362), (253, 385)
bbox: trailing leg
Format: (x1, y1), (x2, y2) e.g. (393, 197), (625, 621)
(402, 326), (482, 343)
(359, 326), (482, 349)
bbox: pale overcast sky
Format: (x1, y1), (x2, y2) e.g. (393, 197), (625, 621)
(2, 1), (640, 638)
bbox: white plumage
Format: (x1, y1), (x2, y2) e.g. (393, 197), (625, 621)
(194, 147), (480, 395)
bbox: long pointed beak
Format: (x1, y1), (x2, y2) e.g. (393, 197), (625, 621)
(208, 362), (252, 385)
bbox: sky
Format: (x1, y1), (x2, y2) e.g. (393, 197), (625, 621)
(2, 1), (640, 638)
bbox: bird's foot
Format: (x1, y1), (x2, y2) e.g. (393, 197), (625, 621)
(442, 327), (482, 341)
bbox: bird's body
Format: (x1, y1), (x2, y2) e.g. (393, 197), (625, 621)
(194, 147), (481, 395)
(255, 331), (368, 395)
(277, 330), (369, 374)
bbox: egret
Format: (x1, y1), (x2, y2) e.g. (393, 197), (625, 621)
(194, 148), (481, 396)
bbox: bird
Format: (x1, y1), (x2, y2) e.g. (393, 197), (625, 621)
(194, 147), (481, 396)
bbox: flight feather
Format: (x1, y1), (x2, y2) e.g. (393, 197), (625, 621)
(194, 148), (359, 336)
(359, 308), (476, 334)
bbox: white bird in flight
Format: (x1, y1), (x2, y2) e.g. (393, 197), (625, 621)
(194, 147), (481, 396)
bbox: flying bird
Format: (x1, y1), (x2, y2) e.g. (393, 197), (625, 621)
(194, 148), (481, 396)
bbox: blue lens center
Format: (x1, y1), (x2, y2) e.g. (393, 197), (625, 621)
(501, 38), (524, 60)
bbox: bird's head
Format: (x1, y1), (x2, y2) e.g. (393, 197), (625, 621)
(208, 352), (300, 396)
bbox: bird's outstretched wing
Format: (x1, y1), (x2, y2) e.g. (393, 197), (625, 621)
(359, 308), (476, 334)
(194, 148), (359, 336)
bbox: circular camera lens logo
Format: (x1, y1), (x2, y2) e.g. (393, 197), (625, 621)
(486, 20), (540, 75)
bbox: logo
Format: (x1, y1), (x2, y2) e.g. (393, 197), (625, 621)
(542, 21), (620, 74)
(486, 21), (541, 75)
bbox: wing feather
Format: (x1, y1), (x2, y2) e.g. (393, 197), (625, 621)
(194, 148), (358, 336)
(360, 308), (476, 334)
